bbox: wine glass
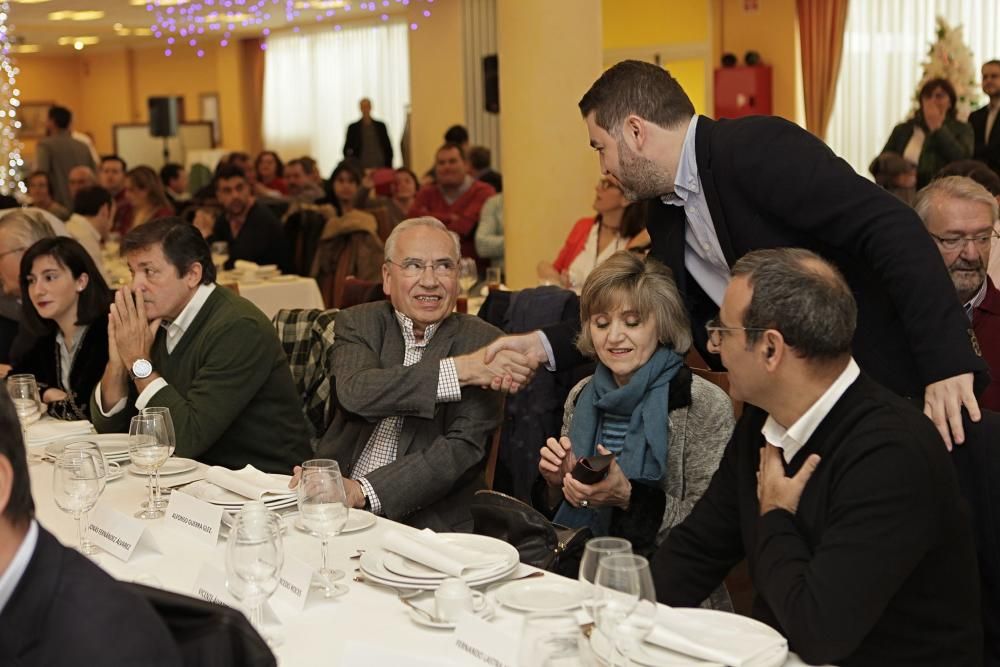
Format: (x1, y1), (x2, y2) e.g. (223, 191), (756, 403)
(517, 612), (587, 667)
(7, 374), (41, 433)
(128, 413), (170, 519)
(579, 537), (632, 615)
(141, 406), (176, 510)
(211, 241), (229, 272)
(296, 460), (349, 597)
(52, 450), (102, 552)
(226, 508), (284, 646)
(63, 441), (111, 555)
(593, 554), (657, 667)
(457, 257), (478, 297)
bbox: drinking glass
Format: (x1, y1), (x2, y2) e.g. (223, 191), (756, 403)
(7, 374), (41, 433)
(458, 257), (478, 297)
(128, 413), (170, 519)
(52, 450), (102, 552)
(63, 441), (110, 555)
(141, 406), (176, 510)
(593, 554), (657, 667)
(296, 459), (349, 596)
(211, 241), (229, 272)
(486, 266), (502, 291)
(517, 612), (588, 667)
(226, 508), (283, 646)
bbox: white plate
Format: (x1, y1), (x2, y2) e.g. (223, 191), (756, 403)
(292, 509), (376, 536)
(407, 602), (494, 629)
(361, 533), (519, 587)
(590, 609), (787, 667)
(360, 556), (518, 591)
(45, 434), (130, 459)
(383, 551), (511, 581)
(127, 457), (198, 477)
(494, 579), (588, 613)
(182, 478), (296, 506)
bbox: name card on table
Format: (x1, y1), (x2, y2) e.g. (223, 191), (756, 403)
(273, 552), (314, 612)
(451, 613), (519, 667)
(88, 505), (161, 562)
(192, 563), (240, 608)
(165, 490), (224, 547)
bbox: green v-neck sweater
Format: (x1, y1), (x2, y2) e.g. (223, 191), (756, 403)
(91, 286), (311, 473)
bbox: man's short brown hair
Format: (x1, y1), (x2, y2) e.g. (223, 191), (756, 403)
(579, 60), (695, 134)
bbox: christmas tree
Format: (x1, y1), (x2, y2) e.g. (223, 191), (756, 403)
(0, 0), (24, 195)
(915, 16), (981, 121)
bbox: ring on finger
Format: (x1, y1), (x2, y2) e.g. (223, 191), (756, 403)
(580, 500), (589, 508)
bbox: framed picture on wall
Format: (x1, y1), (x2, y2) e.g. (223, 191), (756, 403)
(199, 93), (220, 145)
(19, 101), (53, 138)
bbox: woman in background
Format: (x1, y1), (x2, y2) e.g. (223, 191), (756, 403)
(254, 150), (288, 195)
(124, 166), (174, 228)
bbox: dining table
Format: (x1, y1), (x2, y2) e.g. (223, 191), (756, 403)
(25, 434), (819, 667)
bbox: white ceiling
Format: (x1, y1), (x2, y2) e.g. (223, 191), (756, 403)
(8, 0), (412, 53)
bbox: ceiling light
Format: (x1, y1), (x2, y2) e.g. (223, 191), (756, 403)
(129, 0), (189, 5)
(11, 44), (40, 53)
(10, 0), (51, 4)
(48, 10), (105, 21)
(57, 36), (100, 47)
(293, 0), (346, 8)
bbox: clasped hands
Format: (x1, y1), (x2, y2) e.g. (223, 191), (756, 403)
(455, 343), (539, 393)
(106, 287), (160, 375)
(539, 437), (631, 510)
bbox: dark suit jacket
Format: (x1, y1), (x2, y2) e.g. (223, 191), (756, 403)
(652, 373), (982, 666)
(545, 115), (987, 400)
(970, 104), (1000, 174)
(317, 302), (504, 532)
(210, 202), (291, 274)
(13, 311), (109, 420)
(343, 118), (393, 168)
(0, 524), (181, 666)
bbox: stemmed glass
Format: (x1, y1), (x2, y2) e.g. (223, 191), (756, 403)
(128, 413), (170, 519)
(7, 374), (42, 434)
(457, 257), (478, 297)
(211, 241), (229, 272)
(580, 536), (632, 619)
(517, 612), (587, 667)
(296, 459), (349, 597)
(63, 441), (111, 555)
(593, 554), (658, 667)
(141, 406), (176, 510)
(226, 507), (284, 646)
(52, 450), (102, 552)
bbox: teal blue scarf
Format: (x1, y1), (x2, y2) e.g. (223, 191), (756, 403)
(553, 346), (681, 535)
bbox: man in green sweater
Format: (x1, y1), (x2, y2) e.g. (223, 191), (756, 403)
(91, 217), (310, 473)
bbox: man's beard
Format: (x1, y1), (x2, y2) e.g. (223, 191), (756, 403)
(949, 257), (986, 303)
(616, 138), (673, 201)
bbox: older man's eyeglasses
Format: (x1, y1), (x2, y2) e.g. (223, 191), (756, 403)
(705, 317), (769, 347)
(385, 258), (458, 278)
(929, 231), (999, 252)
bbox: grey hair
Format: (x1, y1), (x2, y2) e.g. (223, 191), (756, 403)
(577, 251), (692, 357)
(0, 209), (56, 250)
(384, 216), (461, 262)
(914, 175), (999, 227)
(732, 248), (856, 360)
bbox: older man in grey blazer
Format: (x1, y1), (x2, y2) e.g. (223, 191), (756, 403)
(316, 217), (536, 531)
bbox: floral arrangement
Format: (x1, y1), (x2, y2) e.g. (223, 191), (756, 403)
(914, 16), (982, 120)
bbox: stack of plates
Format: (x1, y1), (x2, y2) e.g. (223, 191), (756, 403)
(359, 533), (519, 590)
(45, 434), (132, 464)
(180, 477), (298, 511)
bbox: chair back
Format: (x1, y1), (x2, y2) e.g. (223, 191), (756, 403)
(272, 308), (338, 447)
(340, 277), (385, 309)
(283, 208), (328, 277)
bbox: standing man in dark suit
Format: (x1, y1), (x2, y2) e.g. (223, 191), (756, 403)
(197, 164), (291, 274)
(0, 391), (182, 666)
(487, 60), (986, 448)
(970, 59), (1000, 176)
(314, 217), (536, 531)
(343, 98), (394, 170)
(652, 248), (981, 666)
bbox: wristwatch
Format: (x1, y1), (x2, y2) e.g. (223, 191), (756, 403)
(131, 358), (153, 380)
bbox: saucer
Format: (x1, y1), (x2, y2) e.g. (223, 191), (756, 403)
(407, 603), (494, 629)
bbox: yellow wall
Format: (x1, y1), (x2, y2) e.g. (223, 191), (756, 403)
(16, 55), (83, 158)
(717, 0), (802, 123)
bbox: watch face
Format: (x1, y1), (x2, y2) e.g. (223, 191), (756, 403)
(132, 358), (153, 379)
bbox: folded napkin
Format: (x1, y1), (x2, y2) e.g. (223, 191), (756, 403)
(382, 529), (507, 578)
(646, 607), (787, 667)
(233, 260), (259, 271)
(205, 465), (294, 500)
(26, 419), (94, 445)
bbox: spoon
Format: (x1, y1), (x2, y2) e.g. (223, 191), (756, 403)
(399, 595), (438, 622)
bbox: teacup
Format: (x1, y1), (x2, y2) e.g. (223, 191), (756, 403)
(434, 577), (486, 621)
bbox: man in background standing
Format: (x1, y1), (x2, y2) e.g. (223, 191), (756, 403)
(343, 98), (393, 169)
(35, 105), (95, 210)
(970, 59), (1000, 175)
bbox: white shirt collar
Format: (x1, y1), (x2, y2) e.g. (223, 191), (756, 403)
(761, 358), (861, 463)
(68, 214), (101, 243)
(0, 519), (39, 615)
(164, 283), (216, 353)
(660, 116), (700, 207)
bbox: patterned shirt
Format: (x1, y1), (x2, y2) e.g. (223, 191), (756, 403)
(353, 310), (462, 514)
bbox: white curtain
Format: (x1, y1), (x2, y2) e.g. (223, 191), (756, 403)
(262, 21), (410, 175)
(825, 0), (1000, 177)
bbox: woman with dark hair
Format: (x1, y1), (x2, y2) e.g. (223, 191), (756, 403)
(537, 178), (647, 292)
(13, 237), (112, 420)
(125, 166), (174, 228)
(880, 78), (974, 188)
(254, 150), (287, 195)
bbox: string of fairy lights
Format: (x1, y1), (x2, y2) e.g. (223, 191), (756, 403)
(0, 0), (24, 195)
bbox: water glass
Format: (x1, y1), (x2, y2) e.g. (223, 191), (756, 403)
(211, 241), (229, 272)
(141, 406), (176, 509)
(517, 612), (589, 667)
(63, 440), (110, 554)
(52, 450), (102, 552)
(296, 459), (349, 596)
(458, 257), (478, 297)
(579, 537), (632, 603)
(7, 374), (41, 431)
(226, 508), (283, 646)
(128, 413), (170, 519)
(593, 554), (657, 667)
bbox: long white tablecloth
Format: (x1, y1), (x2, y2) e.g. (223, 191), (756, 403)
(26, 452), (815, 666)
